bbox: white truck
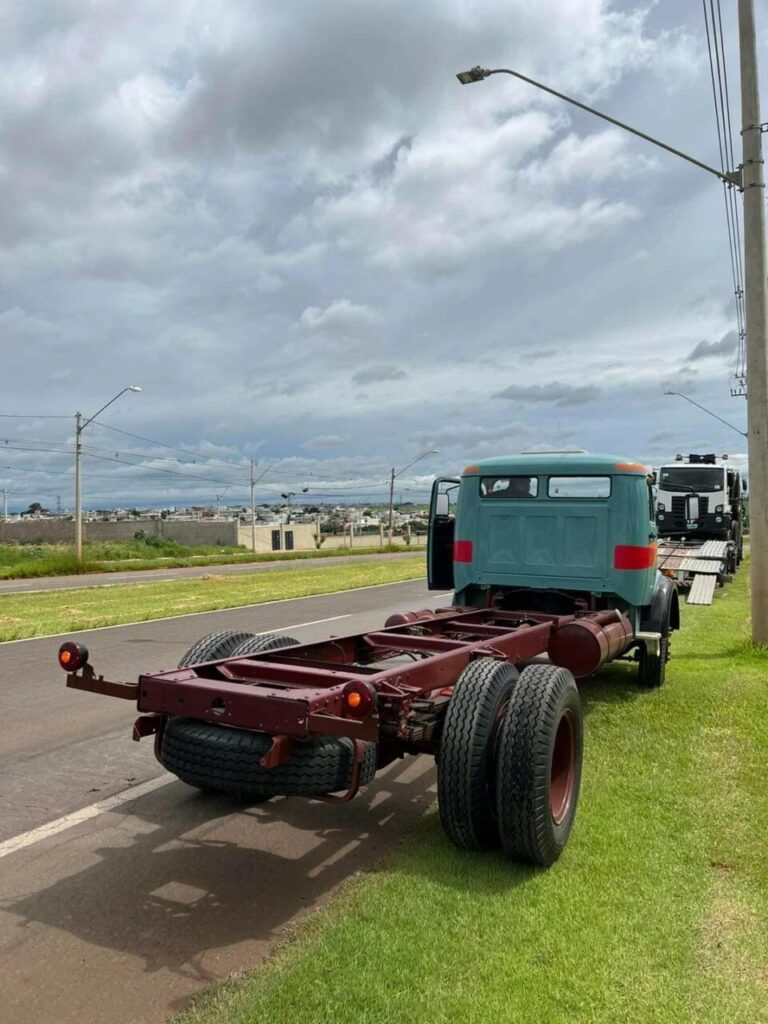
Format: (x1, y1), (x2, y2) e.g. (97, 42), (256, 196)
(656, 453), (744, 566)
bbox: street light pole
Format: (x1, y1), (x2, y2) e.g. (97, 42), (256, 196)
(663, 391), (747, 438)
(250, 459), (256, 552)
(387, 450), (439, 547)
(458, 30), (768, 644)
(74, 386), (142, 564)
(739, 0), (768, 643)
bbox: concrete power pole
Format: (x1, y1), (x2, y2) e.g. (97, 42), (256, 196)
(250, 459), (256, 552)
(387, 467), (396, 547)
(739, 0), (768, 645)
(74, 411), (83, 562)
(2, 487), (8, 523)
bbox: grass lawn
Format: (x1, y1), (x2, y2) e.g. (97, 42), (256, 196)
(0, 539), (425, 580)
(0, 557), (427, 641)
(174, 563), (767, 1024)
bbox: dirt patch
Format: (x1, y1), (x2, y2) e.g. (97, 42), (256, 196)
(699, 895), (766, 987)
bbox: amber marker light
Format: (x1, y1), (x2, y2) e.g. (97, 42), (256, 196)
(342, 681), (376, 717)
(58, 641), (89, 672)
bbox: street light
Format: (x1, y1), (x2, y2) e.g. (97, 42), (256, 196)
(455, 67), (739, 185)
(456, 25), (768, 646)
(663, 391), (747, 438)
(74, 386), (142, 563)
(388, 450), (439, 546)
(281, 488), (309, 525)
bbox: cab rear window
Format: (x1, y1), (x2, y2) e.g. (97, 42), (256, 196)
(547, 476), (611, 498)
(480, 476), (538, 498)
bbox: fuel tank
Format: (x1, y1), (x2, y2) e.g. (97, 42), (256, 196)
(547, 611), (633, 679)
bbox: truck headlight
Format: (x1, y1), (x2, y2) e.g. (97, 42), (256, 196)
(715, 516), (722, 523)
(715, 504), (724, 513)
(658, 513), (665, 520)
(657, 503), (665, 512)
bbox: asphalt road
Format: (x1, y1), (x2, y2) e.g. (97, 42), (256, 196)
(0, 550), (422, 594)
(0, 578), (449, 1024)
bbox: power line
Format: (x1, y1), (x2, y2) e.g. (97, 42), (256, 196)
(0, 413), (71, 420)
(702, 0), (747, 396)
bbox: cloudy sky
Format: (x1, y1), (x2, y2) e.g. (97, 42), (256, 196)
(0, 0), (757, 511)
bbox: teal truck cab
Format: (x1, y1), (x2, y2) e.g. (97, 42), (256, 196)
(429, 451), (680, 687)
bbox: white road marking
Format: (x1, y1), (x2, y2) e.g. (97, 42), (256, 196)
(0, 578), (444, 645)
(0, 774), (175, 860)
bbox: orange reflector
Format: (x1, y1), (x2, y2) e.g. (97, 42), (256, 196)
(614, 462), (649, 473)
(347, 691), (362, 709)
(462, 465), (479, 474)
(59, 650), (72, 665)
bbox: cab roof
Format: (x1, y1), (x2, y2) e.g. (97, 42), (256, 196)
(462, 452), (648, 476)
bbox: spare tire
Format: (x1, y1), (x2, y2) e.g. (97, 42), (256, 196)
(158, 717), (378, 799)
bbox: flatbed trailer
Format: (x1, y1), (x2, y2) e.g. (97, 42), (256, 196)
(657, 538), (736, 605)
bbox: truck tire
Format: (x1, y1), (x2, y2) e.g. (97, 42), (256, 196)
(638, 633), (669, 688)
(229, 632), (300, 656)
(495, 664), (582, 867)
(437, 658), (519, 851)
(158, 717), (377, 798)
(178, 630), (255, 668)
(638, 599), (671, 689)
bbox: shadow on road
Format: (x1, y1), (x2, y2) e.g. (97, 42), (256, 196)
(2, 756), (436, 1012)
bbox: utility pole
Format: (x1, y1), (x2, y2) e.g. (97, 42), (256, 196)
(74, 411), (83, 561)
(739, 0), (768, 644)
(250, 459), (256, 552)
(388, 450), (440, 546)
(2, 487), (8, 523)
(73, 386), (141, 564)
(387, 467), (396, 547)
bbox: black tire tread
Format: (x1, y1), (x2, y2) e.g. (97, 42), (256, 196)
(437, 657), (519, 851)
(159, 717), (377, 797)
(495, 664), (582, 867)
(178, 630), (255, 668)
(229, 633), (300, 657)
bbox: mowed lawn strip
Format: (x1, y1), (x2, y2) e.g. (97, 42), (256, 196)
(0, 540), (425, 580)
(0, 557), (427, 641)
(175, 563), (768, 1024)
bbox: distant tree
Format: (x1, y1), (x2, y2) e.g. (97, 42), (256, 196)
(26, 502), (46, 516)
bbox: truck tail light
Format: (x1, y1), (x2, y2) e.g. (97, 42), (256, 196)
(614, 544), (657, 570)
(453, 540), (473, 563)
(58, 642), (89, 672)
(342, 681), (376, 717)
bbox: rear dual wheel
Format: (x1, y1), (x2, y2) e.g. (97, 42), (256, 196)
(178, 629), (300, 667)
(437, 660), (582, 867)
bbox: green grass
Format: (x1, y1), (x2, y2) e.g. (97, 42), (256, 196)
(0, 557), (427, 641)
(0, 540), (425, 580)
(173, 565), (768, 1024)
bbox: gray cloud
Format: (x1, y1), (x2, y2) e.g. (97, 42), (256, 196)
(351, 364), (408, 386)
(687, 330), (738, 362)
(0, 2), (741, 510)
(493, 382), (600, 407)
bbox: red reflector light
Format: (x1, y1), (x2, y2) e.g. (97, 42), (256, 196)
(342, 681), (376, 717)
(453, 540), (473, 563)
(58, 641), (89, 672)
(614, 544), (657, 570)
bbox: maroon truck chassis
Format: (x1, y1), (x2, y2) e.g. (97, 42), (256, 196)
(60, 604), (633, 865)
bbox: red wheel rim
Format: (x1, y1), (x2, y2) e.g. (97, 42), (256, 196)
(550, 708), (576, 825)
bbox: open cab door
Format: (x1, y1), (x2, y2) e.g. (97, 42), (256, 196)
(428, 478), (460, 590)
